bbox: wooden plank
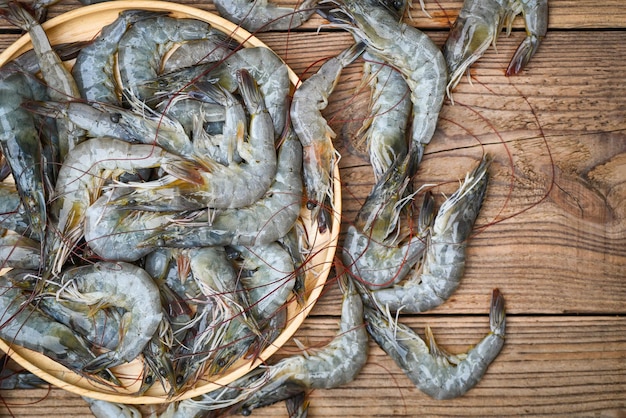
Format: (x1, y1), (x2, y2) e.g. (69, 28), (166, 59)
(1, 316), (625, 417)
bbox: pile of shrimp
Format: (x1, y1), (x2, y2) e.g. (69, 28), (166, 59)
(0, 0), (548, 416)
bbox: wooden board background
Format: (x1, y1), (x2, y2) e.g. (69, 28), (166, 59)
(0, 0), (625, 416)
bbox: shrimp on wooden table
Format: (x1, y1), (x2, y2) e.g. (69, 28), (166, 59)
(443, 0), (549, 93)
(214, 0), (320, 32)
(369, 155), (492, 313)
(363, 288), (506, 400)
(290, 41), (366, 233)
(320, 0), (447, 171)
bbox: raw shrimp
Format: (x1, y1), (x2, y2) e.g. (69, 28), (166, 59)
(56, 261), (163, 373)
(443, 0), (548, 93)
(72, 10), (167, 104)
(214, 0), (319, 32)
(0, 271), (101, 378)
(363, 288), (506, 399)
(0, 183), (29, 235)
(139, 130), (303, 248)
(112, 69), (277, 211)
(231, 242), (296, 321)
(357, 52), (411, 180)
(322, 0), (447, 169)
(0, 64), (48, 242)
(44, 136), (182, 276)
(291, 42), (365, 232)
(117, 14), (232, 101)
(160, 36), (239, 73)
(1, 1), (84, 158)
(0, 234), (41, 269)
(342, 150), (427, 289)
(84, 397), (142, 418)
(233, 273), (367, 414)
(370, 156), (491, 313)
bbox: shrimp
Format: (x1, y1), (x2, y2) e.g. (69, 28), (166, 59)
(139, 129), (303, 248)
(232, 273), (368, 415)
(112, 69), (277, 211)
(161, 36), (239, 73)
(44, 136), (182, 276)
(369, 155), (491, 313)
(357, 52), (411, 181)
(1, 1), (85, 158)
(83, 397), (142, 418)
(230, 242), (296, 321)
(0, 234), (41, 269)
(117, 14), (232, 101)
(363, 288), (506, 399)
(342, 149), (427, 289)
(443, 0), (548, 93)
(0, 365), (47, 390)
(55, 261), (163, 373)
(291, 42), (365, 232)
(214, 0), (319, 32)
(25, 97), (195, 158)
(72, 10), (167, 104)
(321, 0), (447, 169)
(0, 183), (29, 236)
(0, 270), (109, 381)
(0, 63), (48, 242)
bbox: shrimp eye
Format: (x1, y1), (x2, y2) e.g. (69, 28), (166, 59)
(110, 113), (121, 123)
(306, 201), (317, 210)
(217, 358), (227, 367)
(176, 375), (184, 385)
(159, 367), (167, 377)
(241, 407), (252, 416)
(144, 374), (154, 384)
(156, 238), (166, 247)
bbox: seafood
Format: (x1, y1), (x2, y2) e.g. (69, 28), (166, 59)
(363, 288), (506, 399)
(322, 0), (447, 169)
(1, 1), (85, 159)
(369, 156), (491, 313)
(84, 397), (142, 418)
(342, 150), (427, 289)
(55, 261), (163, 373)
(214, 0), (319, 32)
(139, 130), (303, 249)
(0, 234), (41, 270)
(72, 9), (167, 104)
(112, 69), (277, 211)
(0, 183), (30, 236)
(443, 0), (549, 93)
(357, 52), (411, 180)
(44, 136), (182, 276)
(290, 42), (365, 232)
(117, 13), (232, 101)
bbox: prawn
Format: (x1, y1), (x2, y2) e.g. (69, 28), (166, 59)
(214, 0), (319, 32)
(112, 69), (277, 211)
(0, 234), (41, 270)
(363, 288), (506, 399)
(44, 136), (183, 276)
(55, 261), (163, 373)
(369, 155), (491, 313)
(139, 129), (303, 249)
(342, 149), (428, 289)
(290, 41), (365, 232)
(443, 0), (548, 93)
(321, 0), (447, 170)
(0, 183), (30, 236)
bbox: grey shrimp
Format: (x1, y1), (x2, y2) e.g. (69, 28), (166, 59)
(0, 234), (41, 269)
(443, 0), (548, 93)
(357, 52), (411, 181)
(72, 10), (167, 104)
(364, 288), (506, 399)
(322, 0), (447, 169)
(44, 136), (181, 276)
(117, 14), (232, 101)
(369, 155), (491, 313)
(1, 1), (85, 158)
(112, 69), (277, 211)
(291, 42), (365, 232)
(214, 0), (319, 32)
(0, 182), (30, 236)
(342, 150), (427, 289)
(139, 129), (303, 249)
(56, 261), (163, 373)
(84, 397), (142, 418)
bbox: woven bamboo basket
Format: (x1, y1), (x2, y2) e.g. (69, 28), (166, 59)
(0, 0), (341, 404)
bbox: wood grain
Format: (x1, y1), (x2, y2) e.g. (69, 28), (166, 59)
(1, 0), (625, 417)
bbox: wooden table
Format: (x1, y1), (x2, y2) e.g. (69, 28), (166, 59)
(1, 1), (625, 416)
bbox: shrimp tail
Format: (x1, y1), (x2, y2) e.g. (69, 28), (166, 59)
(506, 34), (541, 76)
(489, 288), (506, 337)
